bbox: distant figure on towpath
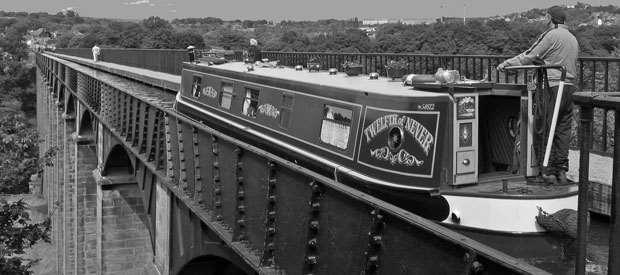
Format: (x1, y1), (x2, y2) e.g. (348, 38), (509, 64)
(248, 38), (261, 62)
(92, 45), (101, 62)
(187, 45), (196, 63)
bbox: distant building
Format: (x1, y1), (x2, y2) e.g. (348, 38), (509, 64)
(439, 17), (481, 24)
(362, 19), (389, 25)
(399, 18), (437, 25)
(362, 18), (438, 26)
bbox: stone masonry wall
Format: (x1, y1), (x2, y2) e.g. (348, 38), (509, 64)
(101, 184), (154, 274)
(39, 59), (157, 275)
(76, 143), (99, 274)
(63, 115), (77, 275)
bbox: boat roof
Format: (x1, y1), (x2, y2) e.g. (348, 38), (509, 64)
(195, 62), (449, 98)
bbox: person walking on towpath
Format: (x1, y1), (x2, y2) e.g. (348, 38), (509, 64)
(92, 45), (101, 62)
(497, 5), (579, 185)
(248, 38), (261, 63)
(187, 45), (196, 63)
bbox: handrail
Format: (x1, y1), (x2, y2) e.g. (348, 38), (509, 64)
(572, 91), (620, 275)
(261, 50), (620, 61)
(505, 65), (567, 80)
(52, 48), (620, 155)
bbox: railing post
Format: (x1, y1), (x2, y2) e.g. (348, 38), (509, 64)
(609, 109), (620, 274)
(579, 60), (584, 90)
(591, 61), (596, 93)
(603, 109), (608, 152)
(576, 104), (593, 275)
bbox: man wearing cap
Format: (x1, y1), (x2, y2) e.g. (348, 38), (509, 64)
(497, 6), (579, 185)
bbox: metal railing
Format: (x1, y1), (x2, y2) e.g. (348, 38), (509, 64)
(573, 92), (620, 275)
(195, 49), (243, 61)
(52, 49), (620, 154)
(55, 48), (189, 75)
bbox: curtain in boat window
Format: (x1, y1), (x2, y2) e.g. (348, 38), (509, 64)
(320, 105), (352, 149)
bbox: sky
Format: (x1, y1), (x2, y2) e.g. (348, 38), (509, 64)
(2, 0), (619, 21)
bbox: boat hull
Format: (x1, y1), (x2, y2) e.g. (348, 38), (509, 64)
(176, 97), (578, 232)
(441, 192), (578, 232)
(449, 224), (577, 274)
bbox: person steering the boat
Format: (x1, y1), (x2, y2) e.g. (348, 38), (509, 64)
(496, 6), (579, 185)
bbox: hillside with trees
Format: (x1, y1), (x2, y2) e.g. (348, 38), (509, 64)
(2, 3), (618, 57)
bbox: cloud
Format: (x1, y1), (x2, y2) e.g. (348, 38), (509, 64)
(123, 0), (150, 5)
(169, 9), (177, 13)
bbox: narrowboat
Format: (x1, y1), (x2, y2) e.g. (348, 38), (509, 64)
(174, 61), (578, 261)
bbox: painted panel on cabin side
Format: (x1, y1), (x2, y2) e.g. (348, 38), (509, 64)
(358, 107), (441, 178)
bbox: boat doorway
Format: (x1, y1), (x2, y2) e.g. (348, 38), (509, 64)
(477, 94), (525, 182)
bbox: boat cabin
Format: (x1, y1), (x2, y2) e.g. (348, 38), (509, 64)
(175, 62), (539, 193)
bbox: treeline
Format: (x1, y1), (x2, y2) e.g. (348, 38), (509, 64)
(0, 49), (39, 194)
(0, 12), (43, 194)
(368, 20), (619, 56)
(2, 5), (619, 57)
(55, 16), (205, 49)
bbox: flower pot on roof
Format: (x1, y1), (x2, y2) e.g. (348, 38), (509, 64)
(385, 59), (410, 80)
(342, 61), (363, 76)
(307, 57), (321, 72)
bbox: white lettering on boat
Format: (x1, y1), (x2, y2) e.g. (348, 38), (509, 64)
(258, 104), (280, 119)
(203, 86), (218, 98)
(363, 114), (434, 156)
(369, 146), (424, 167)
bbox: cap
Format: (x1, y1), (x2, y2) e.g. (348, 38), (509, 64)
(187, 45), (195, 50)
(547, 6), (567, 24)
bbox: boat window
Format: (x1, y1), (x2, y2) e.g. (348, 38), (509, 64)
(320, 105), (352, 149)
(191, 76), (202, 97)
(242, 88), (260, 118)
(219, 82), (234, 109)
(279, 94), (294, 128)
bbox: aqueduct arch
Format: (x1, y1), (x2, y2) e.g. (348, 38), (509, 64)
(102, 144), (134, 177)
(78, 109), (95, 140)
(56, 84), (65, 109)
(178, 255), (248, 275)
(98, 143), (155, 273)
(65, 94), (76, 117)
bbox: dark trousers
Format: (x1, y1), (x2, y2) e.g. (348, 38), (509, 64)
(249, 46), (261, 62)
(537, 84), (575, 174)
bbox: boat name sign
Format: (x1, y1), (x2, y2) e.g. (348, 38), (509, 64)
(363, 114), (434, 155)
(359, 107), (440, 177)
